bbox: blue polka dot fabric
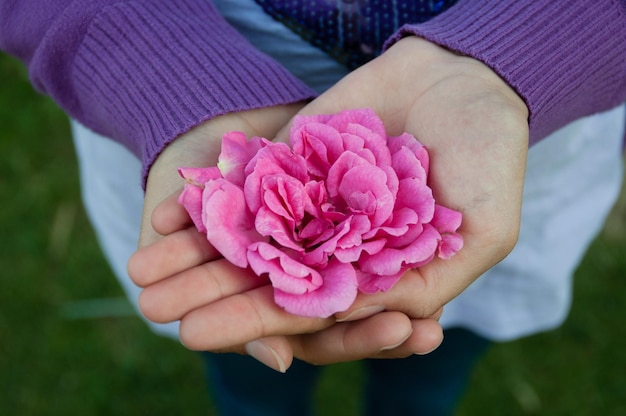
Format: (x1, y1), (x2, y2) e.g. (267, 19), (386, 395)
(254, 0), (457, 69)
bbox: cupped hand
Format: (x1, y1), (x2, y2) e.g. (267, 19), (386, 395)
(129, 36), (529, 372)
(306, 36), (530, 321)
(136, 104), (304, 249)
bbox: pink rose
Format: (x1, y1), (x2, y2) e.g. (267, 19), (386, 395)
(179, 109), (463, 318)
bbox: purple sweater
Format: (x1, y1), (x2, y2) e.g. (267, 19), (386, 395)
(1, 0), (625, 186)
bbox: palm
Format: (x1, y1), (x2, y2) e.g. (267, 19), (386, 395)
(298, 37), (528, 317)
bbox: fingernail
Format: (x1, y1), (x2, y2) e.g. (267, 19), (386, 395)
(380, 331), (413, 351)
(336, 305), (385, 322)
(245, 340), (287, 373)
(414, 334), (444, 356)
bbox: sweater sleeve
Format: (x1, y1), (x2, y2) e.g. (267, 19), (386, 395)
(385, 0), (626, 146)
(0, 0), (317, 185)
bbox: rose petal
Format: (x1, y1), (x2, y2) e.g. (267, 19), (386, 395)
(247, 242), (359, 316)
(202, 179), (265, 267)
(217, 131), (264, 186)
(396, 177), (435, 223)
(439, 233), (464, 259)
(325, 151), (369, 198)
(178, 166), (221, 184)
(247, 242), (322, 294)
(357, 270), (404, 294)
(291, 113), (333, 132)
(431, 204), (463, 234)
(255, 207), (302, 251)
(391, 145), (428, 183)
(298, 217), (334, 244)
(341, 125), (390, 166)
(244, 143), (308, 213)
(273, 258), (358, 318)
(178, 167), (222, 233)
(334, 239), (386, 263)
(261, 174), (305, 224)
(431, 204), (464, 258)
(292, 122), (344, 174)
(388, 132), (430, 176)
(326, 108), (387, 141)
(178, 184), (206, 233)
(364, 207), (417, 240)
(339, 164), (395, 227)
(301, 217), (352, 266)
(337, 214), (371, 248)
(383, 222), (425, 249)
(304, 214), (375, 265)
(357, 224), (440, 277)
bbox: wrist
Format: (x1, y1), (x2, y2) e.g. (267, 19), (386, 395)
(382, 36), (529, 122)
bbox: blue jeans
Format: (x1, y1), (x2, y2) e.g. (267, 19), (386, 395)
(201, 328), (490, 416)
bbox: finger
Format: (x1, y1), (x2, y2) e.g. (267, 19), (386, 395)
(179, 285), (333, 351)
(127, 227), (220, 287)
(196, 336), (295, 373)
(375, 318), (444, 358)
(289, 313), (443, 365)
(151, 189), (192, 235)
(289, 311), (413, 365)
(193, 316), (442, 372)
(244, 336), (294, 373)
(138, 259), (268, 323)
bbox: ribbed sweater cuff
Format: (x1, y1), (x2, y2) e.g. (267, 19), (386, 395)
(71, 0), (316, 186)
(387, 0), (626, 145)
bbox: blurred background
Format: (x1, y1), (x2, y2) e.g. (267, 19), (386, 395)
(1, 51), (625, 415)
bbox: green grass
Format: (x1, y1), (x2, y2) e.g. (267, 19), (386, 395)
(1, 52), (625, 415)
(457, 221), (626, 415)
